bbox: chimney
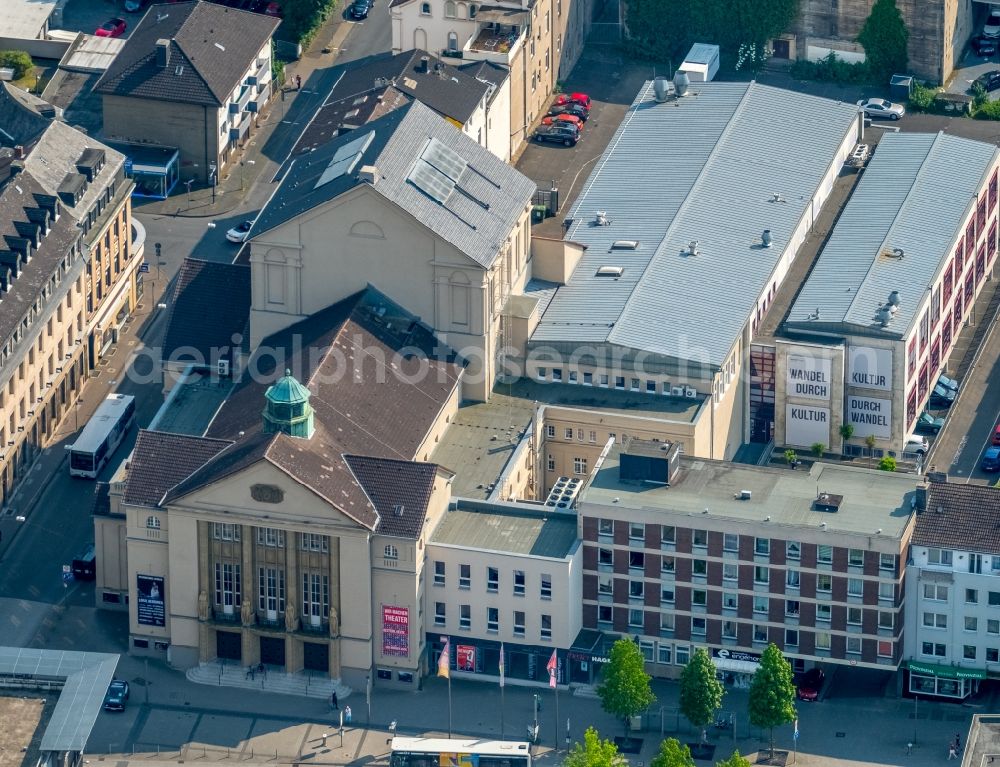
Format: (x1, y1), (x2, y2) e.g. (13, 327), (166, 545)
(156, 39), (171, 68)
(358, 165), (378, 185)
(14, 146), (24, 160)
(420, 55), (430, 73)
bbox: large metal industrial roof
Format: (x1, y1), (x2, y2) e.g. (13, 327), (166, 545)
(786, 131), (999, 338)
(530, 80), (859, 368)
(0, 647), (119, 753)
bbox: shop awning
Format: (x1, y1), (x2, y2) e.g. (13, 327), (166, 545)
(907, 660), (986, 680)
(712, 657), (759, 675)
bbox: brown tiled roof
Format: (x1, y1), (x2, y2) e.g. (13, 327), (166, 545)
(163, 289), (462, 530)
(912, 482), (1000, 554)
(293, 86), (410, 155)
(94, 1), (279, 107)
(162, 258), (251, 364)
(123, 429), (232, 507)
(345, 455), (445, 538)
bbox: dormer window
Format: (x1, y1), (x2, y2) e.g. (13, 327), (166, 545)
(420, 1), (431, 13)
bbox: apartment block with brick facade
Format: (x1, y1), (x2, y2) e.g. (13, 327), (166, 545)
(571, 438), (919, 685)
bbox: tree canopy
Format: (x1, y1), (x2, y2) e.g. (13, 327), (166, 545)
(715, 751), (752, 767)
(679, 648), (724, 730)
(564, 728), (627, 767)
(748, 644), (797, 757)
(857, 0), (909, 84)
(623, 0), (801, 66)
(596, 639), (656, 733)
(650, 739), (695, 767)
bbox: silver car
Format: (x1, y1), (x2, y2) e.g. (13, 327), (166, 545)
(857, 98), (905, 120)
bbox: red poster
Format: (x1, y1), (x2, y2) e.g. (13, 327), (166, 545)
(456, 645), (476, 671)
(382, 605), (409, 657)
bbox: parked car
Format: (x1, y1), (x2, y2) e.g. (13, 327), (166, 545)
(983, 446), (1000, 472)
(534, 123), (580, 146)
(974, 34), (999, 56)
(264, 1), (282, 15)
(914, 412), (944, 435)
(226, 220), (254, 243)
(547, 102), (589, 121)
(103, 680), (130, 711)
(929, 383), (956, 408)
(555, 92), (591, 111)
(976, 70), (1000, 92)
(905, 434), (929, 455)
(797, 668), (825, 702)
(95, 18), (127, 37)
(938, 373), (959, 393)
(857, 97), (905, 120)
(349, 0), (373, 18)
(986, 8), (1000, 38)
(541, 114), (584, 131)
(124, 0), (150, 11)
(993, 423), (1000, 446)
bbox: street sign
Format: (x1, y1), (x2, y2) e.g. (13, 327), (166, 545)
(139, 262), (150, 273)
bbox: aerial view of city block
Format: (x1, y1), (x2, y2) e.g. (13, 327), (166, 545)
(3, 2), (1000, 767)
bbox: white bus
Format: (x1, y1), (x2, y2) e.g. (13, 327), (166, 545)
(68, 394), (136, 478)
(390, 738), (531, 767)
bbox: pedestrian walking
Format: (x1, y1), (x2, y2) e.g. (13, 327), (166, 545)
(955, 734), (963, 752)
(949, 744), (958, 760)
(296, 74), (302, 90)
(331, 691), (339, 710)
(345, 705), (352, 724)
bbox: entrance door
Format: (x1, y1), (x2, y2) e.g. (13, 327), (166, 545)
(216, 630), (242, 661)
(303, 642), (329, 673)
(772, 38), (790, 59)
(263, 567), (283, 621)
(260, 636), (286, 667)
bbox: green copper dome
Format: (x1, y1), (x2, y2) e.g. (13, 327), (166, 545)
(263, 369), (314, 439)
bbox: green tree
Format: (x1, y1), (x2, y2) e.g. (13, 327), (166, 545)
(0, 50), (33, 80)
(715, 751), (752, 767)
(864, 434), (877, 468)
(857, 0), (909, 84)
(679, 648), (724, 732)
(596, 638), (656, 736)
(564, 728), (627, 767)
(878, 455), (897, 472)
(838, 423), (854, 453)
(748, 644), (796, 759)
(650, 738), (695, 767)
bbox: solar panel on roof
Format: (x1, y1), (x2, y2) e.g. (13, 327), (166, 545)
(408, 159), (455, 203)
(421, 136), (467, 181)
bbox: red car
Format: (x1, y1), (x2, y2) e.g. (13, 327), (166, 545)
(265, 1), (282, 15)
(541, 114), (583, 131)
(796, 668), (825, 701)
(993, 424), (1000, 446)
(95, 17), (127, 37)
(555, 92), (591, 111)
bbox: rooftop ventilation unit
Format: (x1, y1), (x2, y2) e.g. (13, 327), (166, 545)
(761, 229), (772, 248)
(611, 240), (639, 250)
(737, 489), (752, 500)
(685, 240), (699, 256)
(543, 475), (583, 509)
(888, 290), (901, 307)
(594, 210), (610, 226)
(673, 70), (690, 97)
(596, 265), (624, 277)
(813, 492), (844, 513)
(770, 193), (786, 203)
(876, 306), (893, 327)
(652, 76), (675, 102)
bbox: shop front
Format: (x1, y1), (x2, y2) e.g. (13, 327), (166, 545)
(906, 660), (985, 700)
(428, 635), (566, 686)
(711, 648), (760, 690)
(567, 628), (617, 685)
(111, 143), (180, 199)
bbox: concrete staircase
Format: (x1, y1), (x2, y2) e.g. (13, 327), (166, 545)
(572, 683), (601, 699)
(186, 661), (352, 701)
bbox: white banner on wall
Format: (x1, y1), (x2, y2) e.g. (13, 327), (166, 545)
(848, 346), (893, 391)
(785, 404), (830, 448)
(847, 395), (892, 439)
(786, 355), (833, 401)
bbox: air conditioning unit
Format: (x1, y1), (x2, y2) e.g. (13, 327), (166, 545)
(684, 387), (697, 398)
(670, 386), (684, 396)
(217, 359), (231, 377)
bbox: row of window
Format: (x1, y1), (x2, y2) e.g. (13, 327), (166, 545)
(535, 368), (698, 398)
(433, 603), (552, 639)
(596, 606), (894, 656)
(213, 524), (331, 553)
(213, 563), (329, 617)
(602, 573), (896, 604)
(926, 547), (1000, 573)
(595, 521), (897, 570)
(922, 641), (1000, 662)
(432, 562), (552, 598)
(922, 613), (1000, 635)
(922, 583), (1000, 604)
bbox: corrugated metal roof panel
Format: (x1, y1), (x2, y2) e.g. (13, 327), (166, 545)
(532, 80), (859, 366)
(787, 131), (999, 338)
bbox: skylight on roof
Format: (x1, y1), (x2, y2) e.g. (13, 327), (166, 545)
(407, 137), (468, 204)
(422, 137), (467, 180)
(314, 130), (375, 190)
(409, 161), (454, 204)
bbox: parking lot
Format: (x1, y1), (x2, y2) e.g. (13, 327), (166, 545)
(59, 0), (139, 38)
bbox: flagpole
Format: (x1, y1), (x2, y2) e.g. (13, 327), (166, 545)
(499, 643), (506, 741)
(500, 683), (505, 740)
(448, 672), (453, 738)
(554, 682), (560, 751)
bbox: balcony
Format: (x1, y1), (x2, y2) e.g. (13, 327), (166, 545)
(212, 608), (240, 623)
(462, 18), (526, 64)
(300, 618), (330, 635)
(257, 615), (282, 630)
